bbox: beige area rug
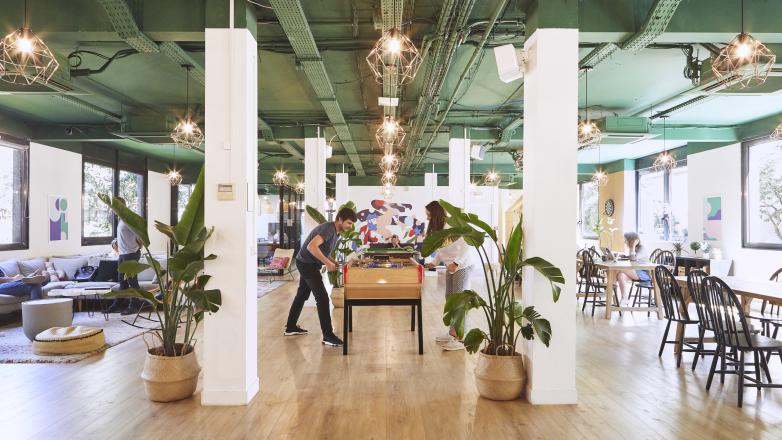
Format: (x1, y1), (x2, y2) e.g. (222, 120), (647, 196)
(0, 312), (146, 364)
(257, 280), (289, 298)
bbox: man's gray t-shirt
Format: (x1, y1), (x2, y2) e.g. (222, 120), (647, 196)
(297, 222), (338, 266)
(117, 220), (140, 255)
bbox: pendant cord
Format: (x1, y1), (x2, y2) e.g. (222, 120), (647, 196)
(23, 0), (28, 28)
(741, 0), (744, 34)
(185, 67), (190, 120)
(585, 68), (589, 121)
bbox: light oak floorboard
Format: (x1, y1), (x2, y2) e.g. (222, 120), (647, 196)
(2, 273), (782, 439)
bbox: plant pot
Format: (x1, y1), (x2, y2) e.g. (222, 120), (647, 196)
(331, 287), (344, 308)
(474, 350), (526, 401)
(141, 344), (200, 402)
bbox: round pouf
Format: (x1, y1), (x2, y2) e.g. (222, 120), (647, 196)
(33, 326), (106, 355)
(21, 298), (73, 341)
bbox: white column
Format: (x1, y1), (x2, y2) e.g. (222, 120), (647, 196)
(448, 129), (470, 210)
(521, 28), (578, 405)
(202, 28), (259, 406)
(304, 134), (327, 235)
(424, 172), (437, 202)
(335, 172), (349, 207)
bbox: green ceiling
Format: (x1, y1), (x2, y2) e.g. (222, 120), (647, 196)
(0, 0), (780, 186)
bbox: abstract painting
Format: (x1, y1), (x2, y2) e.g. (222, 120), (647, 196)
(703, 196), (721, 241)
(48, 196), (69, 241)
(356, 200), (426, 245)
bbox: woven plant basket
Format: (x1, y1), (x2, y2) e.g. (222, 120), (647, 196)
(474, 350), (526, 401)
(141, 343), (200, 402)
(331, 287), (344, 308)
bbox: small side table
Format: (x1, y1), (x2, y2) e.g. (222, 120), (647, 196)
(21, 298), (74, 341)
(48, 289), (112, 321)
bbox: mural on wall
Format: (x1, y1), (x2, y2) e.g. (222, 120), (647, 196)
(703, 196), (722, 241)
(48, 195), (69, 241)
(356, 200), (426, 245)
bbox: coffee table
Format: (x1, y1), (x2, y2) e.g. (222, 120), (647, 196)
(48, 288), (113, 321)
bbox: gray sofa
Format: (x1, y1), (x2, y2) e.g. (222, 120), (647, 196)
(0, 254), (166, 315)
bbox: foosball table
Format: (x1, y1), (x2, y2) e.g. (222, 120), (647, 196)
(342, 253), (423, 355)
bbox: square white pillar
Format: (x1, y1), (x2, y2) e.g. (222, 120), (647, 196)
(521, 28), (578, 405)
(448, 131), (470, 210)
(304, 135), (327, 235)
(202, 28), (259, 406)
(335, 172), (349, 207)
(424, 172), (437, 201)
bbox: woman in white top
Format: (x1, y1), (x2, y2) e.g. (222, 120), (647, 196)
(424, 201), (475, 351)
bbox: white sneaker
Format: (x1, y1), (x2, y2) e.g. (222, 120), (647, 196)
(435, 332), (452, 344)
(619, 299), (630, 307)
(441, 337), (465, 351)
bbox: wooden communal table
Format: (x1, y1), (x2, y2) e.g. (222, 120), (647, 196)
(674, 276), (782, 311)
(343, 260), (424, 355)
(595, 261), (663, 320)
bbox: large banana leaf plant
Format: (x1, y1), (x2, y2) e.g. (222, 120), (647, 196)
(305, 202), (361, 287)
(422, 200), (564, 355)
(99, 167), (221, 357)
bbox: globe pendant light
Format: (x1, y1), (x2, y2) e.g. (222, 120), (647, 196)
(366, 27), (422, 86)
(166, 145), (183, 186)
(170, 64), (204, 150)
(0, 0), (60, 85)
(294, 180), (305, 195)
(375, 116), (405, 149)
(653, 116), (677, 172)
(712, 0), (776, 89)
(272, 169), (289, 186)
(578, 66), (602, 150)
(592, 141), (607, 186)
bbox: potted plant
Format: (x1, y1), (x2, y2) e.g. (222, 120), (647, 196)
(100, 168), (221, 402)
(689, 241), (701, 257)
(701, 241), (712, 258)
(305, 202), (361, 308)
(671, 240), (685, 257)
(422, 200), (564, 401)
(593, 216), (618, 251)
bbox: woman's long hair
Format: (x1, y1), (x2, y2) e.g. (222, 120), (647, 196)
(425, 201), (446, 236)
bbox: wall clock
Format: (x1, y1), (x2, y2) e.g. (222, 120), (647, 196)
(604, 199), (615, 217)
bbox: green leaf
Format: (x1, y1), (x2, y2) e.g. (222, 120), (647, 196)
(104, 288), (160, 306)
(173, 166), (205, 246)
(421, 226), (483, 257)
(305, 205), (327, 224)
(117, 260), (151, 278)
(442, 290), (486, 339)
(522, 306), (552, 347)
(521, 256), (565, 302)
(520, 324), (534, 340)
(463, 328), (486, 354)
(154, 221), (179, 246)
(183, 288), (222, 313)
(98, 193), (150, 247)
(503, 223), (523, 273)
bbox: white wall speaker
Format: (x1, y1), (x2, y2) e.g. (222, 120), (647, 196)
(493, 44), (526, 83)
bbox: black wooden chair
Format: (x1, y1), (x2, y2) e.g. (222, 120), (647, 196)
(656, 250), (675, 266)
(686, 269), (715, 371)
(648, 248), (661, 264)
(701, 276), (782, 407)
(654, 265), (699, 368)
(580, 250), (619, 317)
(747, 268), (782, 337)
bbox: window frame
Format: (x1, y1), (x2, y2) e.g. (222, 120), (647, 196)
(0, 137), (30, 251)
(579, 181), (599, 240)
(81, 151), (148, 246)
(635, 161), (688, 242)
(742, 136), (782, 250)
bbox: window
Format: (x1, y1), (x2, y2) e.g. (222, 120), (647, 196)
(579, 181), (599, 239)
(176, 183), (194, 221)
(82, 152), (147, 245)
(637, 166), (688, 242)
(0, 140), (29, 250)
(743, 138), (782, 249)
(82, 162), (115, 243)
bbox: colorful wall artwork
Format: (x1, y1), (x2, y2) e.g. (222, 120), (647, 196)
(356, 200), (426, 245)
(48, 196), (69, 241)
(703, 196), (722, 241)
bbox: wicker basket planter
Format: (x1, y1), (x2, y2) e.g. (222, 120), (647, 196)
(141, 344), (200, 402)
(331, 287), (344, 308)
(474, 350), (526, 401)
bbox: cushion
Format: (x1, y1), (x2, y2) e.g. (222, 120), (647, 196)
(0, 293), (24, 306)
(269, 256), (290, 270)
(50, 257), (88, 280)
(137, 258), (166, 282)
(44, 261), (63, 282)
(42, 281), (75, 295)
(32, 326), (106, 355)
(18, 258), (46, 277)
(0, 259), (20, 278)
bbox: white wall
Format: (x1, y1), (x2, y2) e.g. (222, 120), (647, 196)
(0, 142), (172, 262)
(688, 144), (781, 279)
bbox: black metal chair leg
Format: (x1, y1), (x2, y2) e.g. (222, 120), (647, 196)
(343, 301), (349, 356)
(706, 345), (721, 391)
(659, 320), (672, 357)
(411, 305), (415, 331)
(738, 351), (745, 407)
(692, 326), (705, 371)
(417, 299), (423, 355)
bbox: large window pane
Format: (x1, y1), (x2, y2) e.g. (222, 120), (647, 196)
(638, 170), (665, 240)
(177, 183), (194, 221)
(669, 167), (688, 241)
(83, 162), (114, 239)
(580, 181), (599, 238)
(745, 139), (782, 248)
(119, 170), (144, 216)
(0, 143), (27, 248)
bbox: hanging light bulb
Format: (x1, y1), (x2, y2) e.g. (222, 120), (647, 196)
(366, 28), (422, 85)
(771, 122), (782, 141)
(170, 64), (205, 150)
(577, 66), (602, 150)
(653, 116), (677, 172)
(166, 144), (182, 186)
(592, 169), (608, 186)
(273, 169), (289, 186)
(376, 116), (405, 149)
(294, 181), (305, 195)
(0, 1), (59, 85)
(483, 170), (500, 186)
(712, 0), (776, 89)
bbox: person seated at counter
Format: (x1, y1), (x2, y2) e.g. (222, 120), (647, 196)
(615, 232), (651, 306)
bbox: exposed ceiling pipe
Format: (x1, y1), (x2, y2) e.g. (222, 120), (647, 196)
(412, 0), (510, 170)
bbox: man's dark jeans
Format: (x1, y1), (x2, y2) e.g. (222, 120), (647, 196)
(110, 250), (142, 309)
(285, 260), (334, 337)
(0, 281), (42, 300)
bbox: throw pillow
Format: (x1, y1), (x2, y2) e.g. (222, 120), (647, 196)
(18, 258), (46, 276)
(44, 261), (62, 282)
(269, 256), (289, 270)
(50, 257), (89, 281)
(0, 259), (20, 278)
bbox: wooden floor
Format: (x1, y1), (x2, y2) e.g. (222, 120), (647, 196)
(2, 273), (782, 439)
